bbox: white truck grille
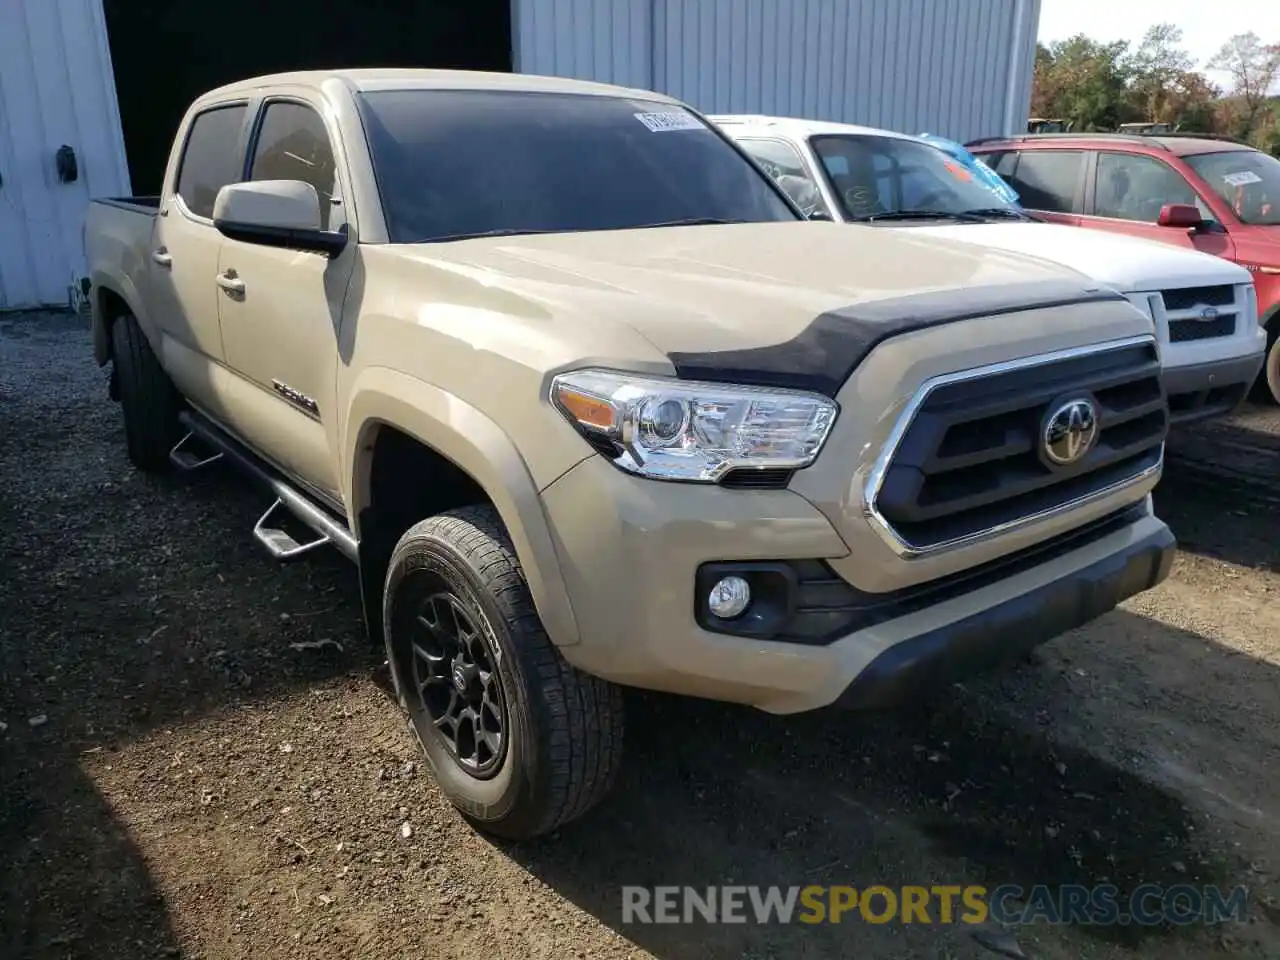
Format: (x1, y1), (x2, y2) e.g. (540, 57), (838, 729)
(1126, 281), (1257, 423)
(1129, 283), (1252, 350)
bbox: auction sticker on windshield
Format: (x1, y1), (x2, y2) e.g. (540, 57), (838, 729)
(1222, 170), (1263, 187)
(635, 111), (703, 132)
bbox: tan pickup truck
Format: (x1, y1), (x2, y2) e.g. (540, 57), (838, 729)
(85, 69), (1176, 839)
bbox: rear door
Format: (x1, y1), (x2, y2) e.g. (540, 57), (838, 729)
(998, 148), (1086, 225)
(147, 102), (250, 406)
(1079, 150), (1234, 259)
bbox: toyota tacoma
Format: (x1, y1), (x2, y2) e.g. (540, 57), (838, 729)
(85, 70), (1175, 839)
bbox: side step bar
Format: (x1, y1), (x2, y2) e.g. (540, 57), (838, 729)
(169, 430), (224, 471)
(176, 410), (358, 564)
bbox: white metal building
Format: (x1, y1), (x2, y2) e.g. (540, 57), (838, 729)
(0, 0), (1040, 311)
(514, 0), (1042, 143)
(0, 0), (130, 311)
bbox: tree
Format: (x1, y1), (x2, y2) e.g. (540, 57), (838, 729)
(1166, 71), (1221, 132)
(1033, 35), (1132, 131)
(1126, 24), (1196, 122)
(1208, 32), (1280, 138)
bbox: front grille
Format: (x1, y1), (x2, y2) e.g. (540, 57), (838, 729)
(872, 340), (1166, 551)
(1168, 314), (1236, 342)
(1152, 283), (1248, 348)
(1160, 284), (1234, 311)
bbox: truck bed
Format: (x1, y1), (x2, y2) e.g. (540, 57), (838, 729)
(93, 196), (161, 215)
(85, 196), (163, 365)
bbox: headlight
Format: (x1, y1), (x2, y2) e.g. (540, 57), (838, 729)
(550, 368), (838, 482)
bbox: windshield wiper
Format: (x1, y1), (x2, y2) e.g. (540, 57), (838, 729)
(415, 219), (756, 242)
(414, 227), (564, 244)
(848, 210), (989, 224)
(960, 207), (1033, 221)
(634, 217), (755, 228)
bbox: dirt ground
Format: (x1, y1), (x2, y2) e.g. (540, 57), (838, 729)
(2, 310), (1279, 960)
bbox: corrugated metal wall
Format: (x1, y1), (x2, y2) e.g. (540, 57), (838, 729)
(0, 0), (130, 310)
(513, 0), (1041, 143)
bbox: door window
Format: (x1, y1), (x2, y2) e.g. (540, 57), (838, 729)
(1094, 152), (1198, 222)
(1003, 150), (1083, 212)
(736, 138), (823, 216)
(175, 104), (249, 219)
(249, 101), (339, 229)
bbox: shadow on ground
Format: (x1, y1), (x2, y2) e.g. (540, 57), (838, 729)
(3, 313), (1276, 959)
(1161, 408), (1280, 572)
(501, 604), (1265, 959)
(0, 317), (374, 959)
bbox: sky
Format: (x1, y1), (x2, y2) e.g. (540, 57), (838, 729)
(1037, 0), (1280, 91)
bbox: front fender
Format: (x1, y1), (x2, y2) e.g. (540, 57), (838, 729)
(344, 367), (582, 647)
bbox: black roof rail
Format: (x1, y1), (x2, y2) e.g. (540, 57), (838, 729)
(964, 132), (1164, 149)
(965, 131), (1255, 151)
(1146, 132), (1252, 146)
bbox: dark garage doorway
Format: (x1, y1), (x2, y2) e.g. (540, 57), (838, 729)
(104, 0), (513, 194)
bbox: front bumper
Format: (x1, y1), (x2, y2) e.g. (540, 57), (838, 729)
(835, 514), (1174, 709)
(540, 455), (1174, 714)
(1164, 348), (1265, 425)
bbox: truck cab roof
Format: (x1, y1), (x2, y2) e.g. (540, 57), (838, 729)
(195, 68), (679, 108)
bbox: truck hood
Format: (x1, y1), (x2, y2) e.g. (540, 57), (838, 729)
(909, 220), (1251, 292)
(392, 221), (1105, 360)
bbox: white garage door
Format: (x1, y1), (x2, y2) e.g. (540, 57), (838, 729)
(0, 0), (130, 310)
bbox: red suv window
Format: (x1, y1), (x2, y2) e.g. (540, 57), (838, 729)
(1002, 150), (1084, 213)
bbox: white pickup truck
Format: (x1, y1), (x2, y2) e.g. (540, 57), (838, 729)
(714, 115), (1266, 425)
(84, 70), (1176, 838)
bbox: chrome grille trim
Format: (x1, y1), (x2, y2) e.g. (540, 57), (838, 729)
(863, 335), (1163, 560)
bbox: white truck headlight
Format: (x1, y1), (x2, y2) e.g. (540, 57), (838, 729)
(551, 369), (838, 482)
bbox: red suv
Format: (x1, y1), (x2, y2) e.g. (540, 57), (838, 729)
(968, 133), (1280, 402)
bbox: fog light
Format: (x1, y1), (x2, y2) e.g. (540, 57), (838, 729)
(708, 575), (751, 619)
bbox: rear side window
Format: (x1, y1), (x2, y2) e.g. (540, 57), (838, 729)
(1004, 150), (1083, 212)
(175, 104), (248, 219)
(249, 101), (339, 229)
(980, 151), (1014, 176)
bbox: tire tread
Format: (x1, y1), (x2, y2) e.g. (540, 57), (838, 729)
(111, 314), (180, 471)
(396, 505), (623, 837)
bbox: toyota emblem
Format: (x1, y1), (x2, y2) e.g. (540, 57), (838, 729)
(1199, 306), (1219, 321)
(1042, 398), (1099, 467)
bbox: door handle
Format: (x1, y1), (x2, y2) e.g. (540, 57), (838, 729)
(152, 249), (172, 267)
(216, 271), (245, 296)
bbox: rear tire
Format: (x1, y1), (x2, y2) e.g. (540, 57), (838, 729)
(111, 313), (181, 471)
(383, 505), (624, 839)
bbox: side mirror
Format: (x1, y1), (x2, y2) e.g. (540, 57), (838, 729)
(213, 180), (347, 257)
(1157, 203), (1203, 229)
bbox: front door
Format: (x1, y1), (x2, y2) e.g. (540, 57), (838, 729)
(1078, 150), (1236, 260)
(215, 96), (353, 499)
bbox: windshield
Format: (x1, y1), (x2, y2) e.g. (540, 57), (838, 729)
(356, 90), (798, 243)
(809, 134), (1022, 221)
(1184, 150), (1280, 226)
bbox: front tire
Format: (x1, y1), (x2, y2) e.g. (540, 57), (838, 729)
(1264, 324), (1280, 405)
(383, 505), (624, 839)
(110, 313), (181, 471)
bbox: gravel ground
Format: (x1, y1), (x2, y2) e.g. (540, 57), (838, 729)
(2, 310), (1279, 960)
